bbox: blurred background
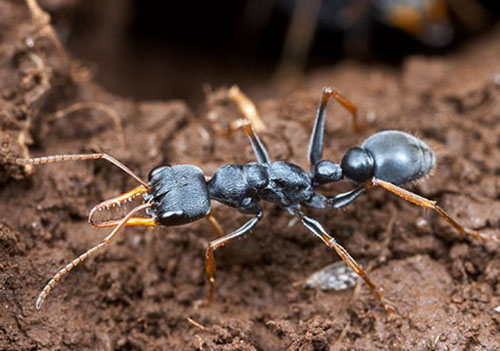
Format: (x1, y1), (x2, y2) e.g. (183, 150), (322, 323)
(42, 0), (500, 104)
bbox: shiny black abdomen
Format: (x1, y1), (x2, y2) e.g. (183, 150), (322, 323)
(362, 130), (435, 185)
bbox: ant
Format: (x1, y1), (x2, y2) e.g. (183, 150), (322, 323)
(17, 87), (497, 313)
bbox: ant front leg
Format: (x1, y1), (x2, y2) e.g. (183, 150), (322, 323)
(223, 118), (270, 165)
(206, 208), (225, 238)
(203, 210), (263, 306)
(209, 86), (266, 137)
(210, 86), (270, 164)
(228, 86), (266, 133)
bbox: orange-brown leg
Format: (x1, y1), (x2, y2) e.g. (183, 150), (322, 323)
(204, 212), (262, 305)
(206, 209), (225, 238)
(322, 87), (361, 133)
(371, 178), (498, 242)
(301, 215), (394, 314)
(227, 85), (266, 133)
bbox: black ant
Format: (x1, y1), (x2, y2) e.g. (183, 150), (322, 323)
(17, 87), (497, 313)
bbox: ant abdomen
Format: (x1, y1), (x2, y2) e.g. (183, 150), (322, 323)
(362, 130), (435, 185)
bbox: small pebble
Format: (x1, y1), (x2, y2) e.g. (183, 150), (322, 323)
(303, 261), (358, 291)
(25, 37), (35, 48)
(494, 305), (500, 313)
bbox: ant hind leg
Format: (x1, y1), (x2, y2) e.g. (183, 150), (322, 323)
(370, 178), (498, 243)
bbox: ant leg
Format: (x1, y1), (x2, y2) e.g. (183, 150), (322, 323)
(211, 86), (269, 164)
(16, 153), (150, 190)
(228, 85), (266, 133)
(36, 202), (152, 310)
(301, 215), (394, 314)
(327, 183), (368, 209)
(204, 211), (263, 305)
(224, 118), (270, 165)
(206, 208), (225, 238)
(370, 178), (498, 242)
(308, 87), (360, 167)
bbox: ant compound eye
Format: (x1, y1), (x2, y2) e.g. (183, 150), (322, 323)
(148, 165), (171, 181)
(341, 147), (374, 184)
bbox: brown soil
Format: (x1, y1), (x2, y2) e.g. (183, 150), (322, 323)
(1, 1), (500, 350)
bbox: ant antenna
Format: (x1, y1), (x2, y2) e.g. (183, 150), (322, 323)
(36, 202), (152, 310)
(16, 153), (150, 190)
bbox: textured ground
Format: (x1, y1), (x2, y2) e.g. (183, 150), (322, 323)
(1, 1), (500, 350)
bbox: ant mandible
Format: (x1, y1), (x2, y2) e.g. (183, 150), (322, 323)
(17, 87), (497, 313)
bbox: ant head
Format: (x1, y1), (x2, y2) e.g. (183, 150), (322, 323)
(341, 147), (374, 184)
(146, 164), (211, 227)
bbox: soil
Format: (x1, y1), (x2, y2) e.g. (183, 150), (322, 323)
(1, 1), (500, 350)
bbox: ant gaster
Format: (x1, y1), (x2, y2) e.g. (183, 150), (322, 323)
(17, 88), (497, 313)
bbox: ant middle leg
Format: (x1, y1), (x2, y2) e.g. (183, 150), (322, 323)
(220, 118), (270, 165)
(369, 178), (498, 243)
(203, 211), (263, 305)
(308, 87), (360, 167)
(301, 215), (395, 314)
